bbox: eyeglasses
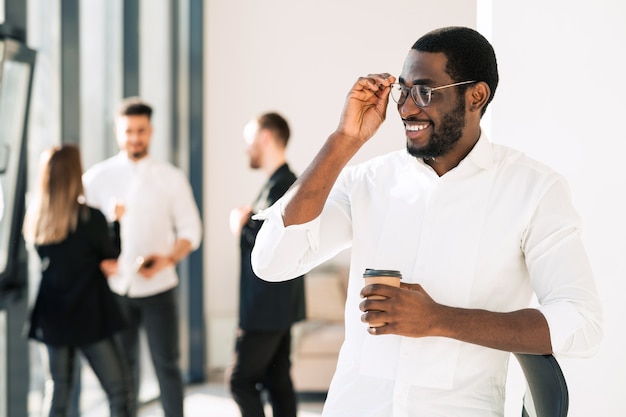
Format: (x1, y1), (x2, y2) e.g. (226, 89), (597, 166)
(390, 80), (477, 107)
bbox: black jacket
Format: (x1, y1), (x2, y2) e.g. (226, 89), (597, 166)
(238, 163), (306, 331)
(27, 206), (126, 346)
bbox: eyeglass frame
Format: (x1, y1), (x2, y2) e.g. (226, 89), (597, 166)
(390, 80), (477, 107)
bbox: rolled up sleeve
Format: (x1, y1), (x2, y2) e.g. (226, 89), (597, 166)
(251, 201), (319, 281)
(252, 195), (353, 282)
(524, 177), (603, 357)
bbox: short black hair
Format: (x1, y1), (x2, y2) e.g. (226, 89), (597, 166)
(257, 112), (291, 147)
(117, 97), (153, 119)
(412, 27), (499, 115)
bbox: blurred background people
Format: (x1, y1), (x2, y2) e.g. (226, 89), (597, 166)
(83, 97), (202, 417)
(227, 112), (306, 417)
(23, 144), (132, 417)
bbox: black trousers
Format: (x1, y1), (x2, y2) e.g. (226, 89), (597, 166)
(114, 288), (184, 417)
(228, 328), (297, 417)
(45, 337), (133, 417)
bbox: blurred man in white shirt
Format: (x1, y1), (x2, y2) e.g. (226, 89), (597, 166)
(83, 97), (202, 417)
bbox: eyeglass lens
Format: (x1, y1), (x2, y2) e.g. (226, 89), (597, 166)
(390, 84), (431, 107)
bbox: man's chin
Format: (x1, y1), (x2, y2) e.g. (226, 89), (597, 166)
(129, 150), (148, 160)
(406, 137), (458, 160)
(406, 142), (435, 159)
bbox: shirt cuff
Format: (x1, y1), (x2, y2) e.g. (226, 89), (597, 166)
(251, 201), (321, 281)
(538, 301), (584, 353)
(253, 199), (321, 234)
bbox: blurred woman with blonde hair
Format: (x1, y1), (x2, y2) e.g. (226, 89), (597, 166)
(23, 144), (132, 417)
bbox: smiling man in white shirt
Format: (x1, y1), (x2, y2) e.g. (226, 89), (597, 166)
(251, 27), (603, 417)
(83, 97), (202, 417)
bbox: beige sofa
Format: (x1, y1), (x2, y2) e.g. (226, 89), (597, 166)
(291, 265), (348, 393)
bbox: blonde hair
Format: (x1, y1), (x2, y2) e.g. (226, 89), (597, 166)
(23, 144), (87, 245)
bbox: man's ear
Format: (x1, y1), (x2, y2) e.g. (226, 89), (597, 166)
(258, 128), (272, 145)
(468, 82), (490, 114)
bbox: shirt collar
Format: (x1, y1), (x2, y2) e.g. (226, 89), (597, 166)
(411, 132), (494, 178)
(116, 151), (152, 168)
(269, 163), (290, 182)
(465, 132), (493, 170)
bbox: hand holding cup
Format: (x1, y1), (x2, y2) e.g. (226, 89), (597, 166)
(362, 268), (402, 327)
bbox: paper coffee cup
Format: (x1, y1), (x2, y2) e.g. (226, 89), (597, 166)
(363, 269), (402, 327)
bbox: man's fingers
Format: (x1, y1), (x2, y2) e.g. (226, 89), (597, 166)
(354, 74), (396, 93)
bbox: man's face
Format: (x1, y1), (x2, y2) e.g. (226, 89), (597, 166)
(115, 114), (153, 161)
(243, 120), (263, 169)
(397, 50), (467, 159)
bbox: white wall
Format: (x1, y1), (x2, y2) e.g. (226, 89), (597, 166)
(205, 1), (625, 415)
(488, 1), (626, 416)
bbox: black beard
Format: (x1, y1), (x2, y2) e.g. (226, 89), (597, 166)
(406, 96), (466, 159)
(131, 149), (148, 159)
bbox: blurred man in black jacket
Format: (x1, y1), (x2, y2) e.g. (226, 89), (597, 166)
(228, 112), (306, 417)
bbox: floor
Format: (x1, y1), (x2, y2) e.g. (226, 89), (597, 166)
(28, 344), (325, 417)
(57, 374), (325, 417)
(137, 383), (325, 417)
(76, 369), (325, 417)
(72, 382), (325, 417)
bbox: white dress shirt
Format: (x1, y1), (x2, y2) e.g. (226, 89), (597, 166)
(251, 136), (603, 417)
(83, 153), (202, 297)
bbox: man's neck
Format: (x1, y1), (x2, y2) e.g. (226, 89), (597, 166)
(263, 156), (286, 177)
(424, 128), (481, 176)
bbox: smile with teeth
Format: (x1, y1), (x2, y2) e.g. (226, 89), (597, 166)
(405, 123), (430, 132)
